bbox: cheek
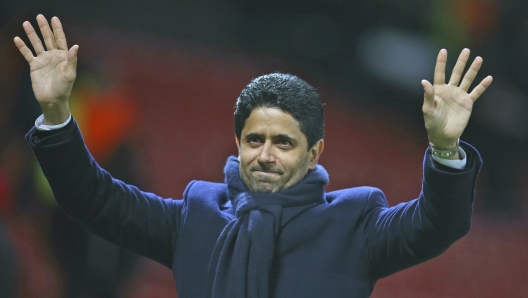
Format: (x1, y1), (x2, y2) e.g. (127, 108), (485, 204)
(239, 148), (256, 167)
(240, 144), (265, 160)
(282, 154), (307, 173)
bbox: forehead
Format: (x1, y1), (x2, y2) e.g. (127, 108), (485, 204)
(242, 107), (304, 138)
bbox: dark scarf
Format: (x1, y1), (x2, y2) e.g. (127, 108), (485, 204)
(206, 156), (329, 298)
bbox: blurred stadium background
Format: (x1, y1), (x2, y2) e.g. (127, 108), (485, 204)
(1, 0), (527, 297)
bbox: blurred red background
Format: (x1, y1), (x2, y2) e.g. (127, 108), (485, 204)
(73, 29), (528, 297)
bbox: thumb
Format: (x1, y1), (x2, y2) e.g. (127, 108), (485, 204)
(421, 79), (435, 116)
(66, 45), (79, 80)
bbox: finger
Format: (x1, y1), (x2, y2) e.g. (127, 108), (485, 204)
(459, 56), (483, 92)
(37, 14), (57, 51)
(23, 21), (45, 55)
(469, 76), (493, 102)
(51, 17), (68, 50)
(13, 37), (35, 63)
(421, 79), (435, 115)
(448, 48), (470, 86)
(433, 49), (447, 85)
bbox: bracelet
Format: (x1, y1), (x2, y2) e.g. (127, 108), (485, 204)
(429, 140), (459, 158)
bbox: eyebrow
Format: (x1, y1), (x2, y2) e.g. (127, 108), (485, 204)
(244, 132), (297, 143)
(274, 134), (296, 143)
(244, 132), (263, 140)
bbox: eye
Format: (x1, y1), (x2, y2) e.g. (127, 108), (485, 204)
(277, 139), (293, 149)
(247, 137), (263, 147)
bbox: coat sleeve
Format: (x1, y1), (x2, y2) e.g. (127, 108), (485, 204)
(363, 142), (482, 279)
(26, 119), (183, 268)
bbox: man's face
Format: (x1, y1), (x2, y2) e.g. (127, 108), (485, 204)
(236, 107), (323, 193)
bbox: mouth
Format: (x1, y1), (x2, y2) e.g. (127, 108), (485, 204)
(252, 169), (282, 179)
(254, 170), (280, 175)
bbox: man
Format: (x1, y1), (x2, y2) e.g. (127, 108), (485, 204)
(15, 15), (492, 297)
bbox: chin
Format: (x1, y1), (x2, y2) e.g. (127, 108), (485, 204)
(249, 183), (280, 193)
(244, 179), (284, 193)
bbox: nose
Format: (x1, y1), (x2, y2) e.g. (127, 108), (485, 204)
(257, 141), (276, 164)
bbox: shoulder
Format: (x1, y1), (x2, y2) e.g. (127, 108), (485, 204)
(182, 180), (230, 208)
(314, 186), (389, 227)
(325, 186), (389, 209)
(183, 180), (226, 197)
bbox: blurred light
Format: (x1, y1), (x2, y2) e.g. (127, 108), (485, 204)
(358, 28), (436, 94)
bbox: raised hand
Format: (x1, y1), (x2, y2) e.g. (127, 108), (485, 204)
(421, 48), (493, 152)
(13, 14), (78, 125)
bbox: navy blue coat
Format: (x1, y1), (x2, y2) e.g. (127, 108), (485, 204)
(27, 120), (482, 297)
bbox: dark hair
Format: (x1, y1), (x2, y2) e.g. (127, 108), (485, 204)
(234, 73), (324, 149)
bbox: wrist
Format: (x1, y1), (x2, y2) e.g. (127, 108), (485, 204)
(429, 139), (460, 160)
(41, 102), (71, 125)
(427, 137), (458, 150)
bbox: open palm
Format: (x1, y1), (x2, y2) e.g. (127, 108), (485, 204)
(422, 49), (493, 149)
(14, 15), (78, 124)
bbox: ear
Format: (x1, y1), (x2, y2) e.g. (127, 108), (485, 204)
(235, 134), (241, 162)
(307, 139), (324, 170)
